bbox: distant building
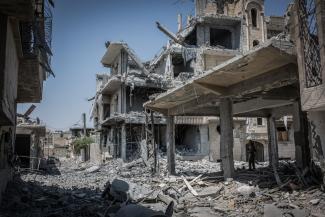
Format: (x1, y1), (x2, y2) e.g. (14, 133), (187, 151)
(43, 131), (72, 159)
(15, 118), (46, 169)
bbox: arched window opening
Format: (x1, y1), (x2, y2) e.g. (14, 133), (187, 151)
(253, 40), (259, 47)
(251, 8), (257, 27)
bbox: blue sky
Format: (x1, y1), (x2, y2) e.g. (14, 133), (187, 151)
(18, 0), (293, 130)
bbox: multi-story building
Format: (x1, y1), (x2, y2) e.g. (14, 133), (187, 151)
(0, 0), (54, 201)
(91, 42), (167, 162)
(291, 0), (325, 180)
(92, 0), (297, 167)
(15, 117), (46, 169)
(145, 0), (300, 177)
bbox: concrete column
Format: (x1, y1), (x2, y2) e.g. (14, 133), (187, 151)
(166, 116), (176, 175)
(80, 149), (86, 162)
(208, 119), (220, 161)
(267, 116), (279, 167)
(220, 98), (235, 179)
(199, 125), (209, 155)
(121, 124), (127, 162)
(293, 101), (311, 169)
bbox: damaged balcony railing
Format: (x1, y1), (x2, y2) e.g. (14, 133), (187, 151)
(20, 0), (54, 77)
(298, 0), (322, 88)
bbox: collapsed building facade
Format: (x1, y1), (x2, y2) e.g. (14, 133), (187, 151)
(145, 0), (305, 178)
(91, 0), (298, 166)
(91, 43), (167, 163)
(15, 117), (46, 170)
(0, 0), (53, 202)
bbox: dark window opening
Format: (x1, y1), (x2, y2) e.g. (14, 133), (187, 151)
(257, 118), (263, 126)
(253, 40), (259, 47)
(172, 55), (194, 78)
(175, 125), (201, 154)
(210, 28), (232, 49)
(251, 9), (257, 27)
(103, 134), (107, 147)
(184, 28), (197, 46)
(103, 105), (110, 119)
(15, 135), (31, 168)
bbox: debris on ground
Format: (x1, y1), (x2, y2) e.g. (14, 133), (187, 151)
(0, 158), (324, 217)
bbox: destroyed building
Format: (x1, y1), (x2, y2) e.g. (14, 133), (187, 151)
(291, 0), (325, 179)
(43, 130), (72, 159)
(91, 44), (250, 163)
(90, 0), (298, 165)
(1, 1), (325, 217)
(91, 42), (167, 162)
(145, 0), (302, 178)
(0, 0), (54, 202)
(15, 117), (46, 170)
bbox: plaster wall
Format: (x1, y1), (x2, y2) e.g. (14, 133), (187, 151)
(0, 18), (19, 125)
(278, 127), (295, 160)
(208, 119), (220, 161)
(90, 142), (102, 164)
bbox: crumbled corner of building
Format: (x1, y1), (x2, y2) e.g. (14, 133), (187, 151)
(1, 0), (325, 216)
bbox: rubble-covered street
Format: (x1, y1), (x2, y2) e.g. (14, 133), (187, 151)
(1, 158), (324, 217)
(2, 0), (325, 216)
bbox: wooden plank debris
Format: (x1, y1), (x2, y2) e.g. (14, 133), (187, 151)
(182, 176), (198, 196)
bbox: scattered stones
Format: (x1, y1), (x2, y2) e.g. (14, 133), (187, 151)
(310, 199), (320, 205)
(0, 158), (324, 217)
(85, 165), (101, 173)
(236, 185), (257, 196)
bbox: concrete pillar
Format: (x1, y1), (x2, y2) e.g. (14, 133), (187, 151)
(166, 116), (176, 175)
(121, 124), (127, 162)
(220, 98), (235, 179)
(267, 116), (279, 167)
(199, 125), (209, 155)
(208, 119), (220, 161)
(293, 101), (311, 169)
(90, 143), (101, 164)
(80, 148), (86, 162)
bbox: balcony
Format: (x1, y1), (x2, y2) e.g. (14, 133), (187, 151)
(16, 0), (54, 103)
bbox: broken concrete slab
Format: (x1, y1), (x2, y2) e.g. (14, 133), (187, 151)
(85, 165), (101, 173)
(198, 186), (223, 197)
(264, 204), (282, 217)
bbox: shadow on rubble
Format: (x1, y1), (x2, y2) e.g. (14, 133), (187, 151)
(178, 160), (324, 192)
(0, 175), (172, 217)
(0, 175), (104, 217)
(42, 157), (62, 175)
(18, 157), (62, 176)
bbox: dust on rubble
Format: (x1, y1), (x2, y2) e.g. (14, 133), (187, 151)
(0, 158), (324, 217)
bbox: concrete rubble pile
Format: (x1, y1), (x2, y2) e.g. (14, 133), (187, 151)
(0, 158), (324, 217)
